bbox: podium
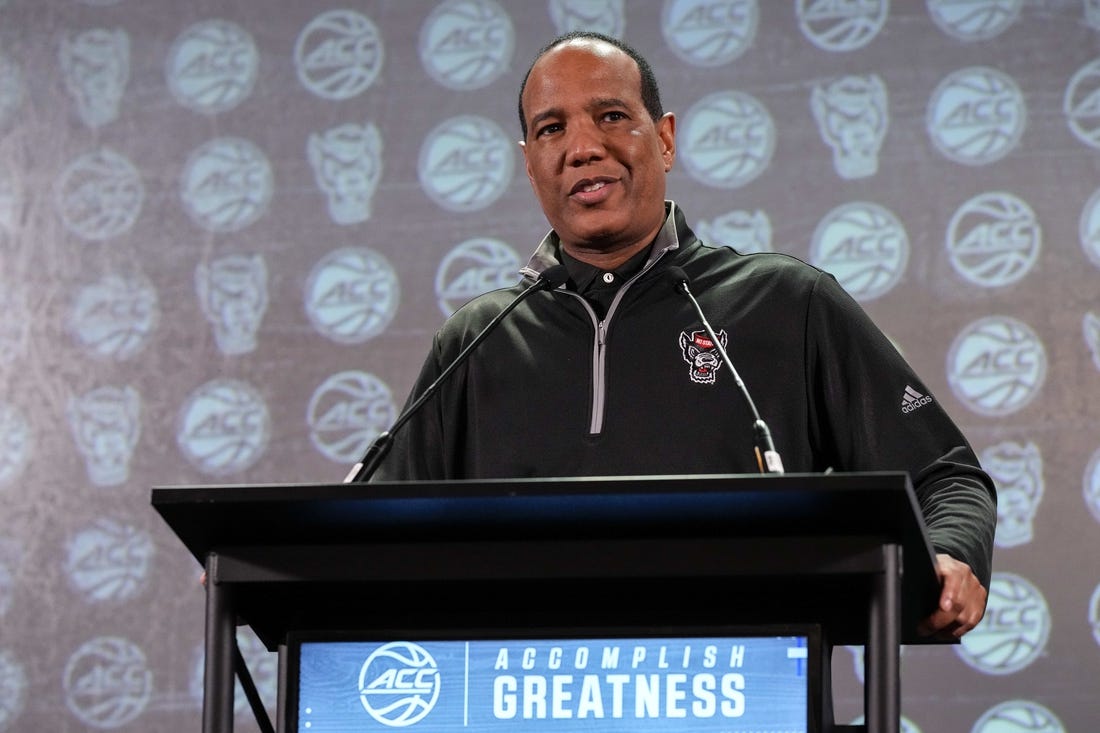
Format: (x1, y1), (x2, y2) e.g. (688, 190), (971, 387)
(151, 471), (941, 733)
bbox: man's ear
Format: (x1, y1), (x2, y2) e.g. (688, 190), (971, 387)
(658, 112), (676, 172)
(518, 139), (535, 187)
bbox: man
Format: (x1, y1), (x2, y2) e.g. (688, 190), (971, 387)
(373, 32), (995, 640)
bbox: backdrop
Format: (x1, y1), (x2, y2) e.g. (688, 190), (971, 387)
(0, 0), (1098, 731)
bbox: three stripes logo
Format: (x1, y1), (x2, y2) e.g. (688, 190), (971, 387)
(901, 385), (933, 414)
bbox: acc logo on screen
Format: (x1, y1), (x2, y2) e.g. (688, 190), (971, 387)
(946, 192), (1040, 288)
(67, 385), (141, 487)
(419, 0), (513, 91)
(436, 237), (520, 317)
(55, 147), (144, 241)
(69, 272), (159, 361)
(180, 136), (272, 232)
(796, 0), (888, 52)
(680, 90), (774, 189)
(0, 650), (26, 729)
(662, 0), (758, 67)
(359, 641), (441, 727)
(307, 371), (396, 464)
(64, 518), (154, 604)
(926, 0), (1022, 42)
(946, 316), (1046, 417)
(1075, 186), (1100, 269)
(955, 572), (1050, 675)
(166, 19), (258, 115)
(418, 115), (513, 212)
(1063, 57), (1100, 150)
(981, 441), (1042, 548)
(176, 378), (269, 476)
(0, 402), (31, 489)
(304, 247), (399, 344)
(295, 9), (383, 100)
(927, 66), (1025, 166)
(60, 27), (129, 127)
(63, 636), (152, 729)
(549, 0), (625, 37)
(811, 202), (908, 302)
(970, 699), (1065, 733)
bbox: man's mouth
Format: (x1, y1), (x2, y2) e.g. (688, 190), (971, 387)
(570, 177), (617, 199)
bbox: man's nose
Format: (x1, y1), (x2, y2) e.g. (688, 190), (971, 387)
(565, 123), (605, 165)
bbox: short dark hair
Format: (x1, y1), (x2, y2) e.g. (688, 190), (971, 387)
(517, 31), (664, 139)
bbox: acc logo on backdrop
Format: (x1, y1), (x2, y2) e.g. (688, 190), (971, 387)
(661, 0), (758, 67)
(304, 247), (399, 344)
(64, 518), (153, 604)
(956, 571), (1050, 675)
(68, 272), (159, 361)
(307, 371), (396, 464)
(55, 148), (144, 241)
(435, 237), (520, 316)
(0, 51), (23, 134)
(67, 385), (141, 487)
(946, 192), (1041, 287)
(695, 209), (771, 254)
(176, 378), (269, 476)
(680, 90), (774, 189)
(418, 115), (513, 212)
(549, 0), (625, 36)
(180, 137), (273, 232)
(419, 0), (514, 91)
(166, 20), (258, 115)
(59, 28), (129, 127)
(0, 650), (26, 729)
(307, 122), (383, 225)
(810, 74), (888, 180)
(927, 67), (1026, 166)
(926, 0), (1023, 41)
(795, 0), (888, 52)
(946, 316), (1046, 417)
(0, 402), (31, 489)
(295, 9), (383, 101)
(1063, 57), (1100, 150)
(1076, 186), (1100, 269)
(1084, 312), (1100, 371)
(1084, 446), (1100, 525)
(981, 441), (1043, 548)
(63, 636), (152, 729)
(970, 699), (1065, 733)
(359, 641), (441, 726)
(811, 202), (908, 301)
(195, 253), (268, 356)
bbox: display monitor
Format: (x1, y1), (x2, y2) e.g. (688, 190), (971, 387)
(287, 625), (820, 732)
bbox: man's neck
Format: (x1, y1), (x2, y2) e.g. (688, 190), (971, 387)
(560, 237), (653, 271)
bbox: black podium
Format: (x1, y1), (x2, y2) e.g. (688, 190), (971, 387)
(151, 471), (941, 733)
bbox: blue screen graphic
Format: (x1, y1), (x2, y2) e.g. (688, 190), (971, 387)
(297, 636), (807, 732)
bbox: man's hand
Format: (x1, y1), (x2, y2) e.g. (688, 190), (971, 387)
(917, 553), (987, 639)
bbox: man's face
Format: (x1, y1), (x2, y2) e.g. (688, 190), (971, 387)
(520, 39), (675, 258)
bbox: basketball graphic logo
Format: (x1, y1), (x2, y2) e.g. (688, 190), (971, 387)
(419, 0), (514, 90)
(810, 202), (908, 301)
(927, 67), (1026, 166)
(435, 237), (520, 316)
(304, 247), (399, 344)
(971, 699), (1065, 733)
(359, 641), (441, 726)
(946, 316), (1046, 417)
(796, 0), (888, 52)
(1063, 57), (1100, 150)
(307, 371), (396, 464)
(418, 115), (513, 212)
(69, 272), (159, 361)
(63, 636), (152, 729)
(176, 378), (269, 476)
(64, 518), (154, 603)
(1076, 186), (1100, 269)
(166, 20), (258, 115)
(956, 572), (1050, 675)
(927, 0), (1023, 42)
(55, 147), (144, 241)
(295, 9), (383, 100)
(662, 0), (758, 67)
(681, 90), (775, 189)
(180, 137), (273, 233)
(946, 192), (1041, 288)
(0, 650), (26, 730)
(549, 0), (624, 37)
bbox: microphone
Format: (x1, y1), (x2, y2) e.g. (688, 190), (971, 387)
(344, 265), (570, 483)
(664, 266), (785, 475)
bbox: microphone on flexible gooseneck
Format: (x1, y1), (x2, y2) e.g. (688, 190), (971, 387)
(343, 265), (570, 484)
(664, 266), (785, 475)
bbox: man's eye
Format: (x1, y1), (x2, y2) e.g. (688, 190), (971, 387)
(604, 111), (626, 121)
(537, 123), (562, 137)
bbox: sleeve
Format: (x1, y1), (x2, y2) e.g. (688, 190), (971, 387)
(805, 272), (997, 588)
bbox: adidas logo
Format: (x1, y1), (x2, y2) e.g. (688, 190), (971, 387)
(901, 385), (933, 414)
